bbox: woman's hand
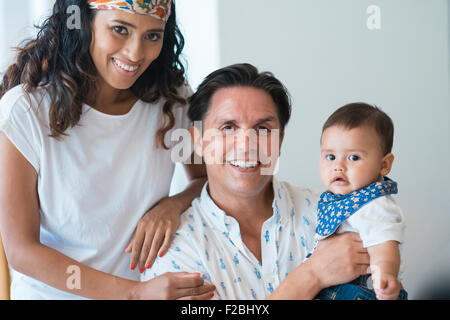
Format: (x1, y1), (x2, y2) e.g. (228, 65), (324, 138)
(125, 197), (183, 273)
(131, 272), (216, 300)
(308, 232), (371, 289)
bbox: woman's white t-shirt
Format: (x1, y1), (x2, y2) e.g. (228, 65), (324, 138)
(0, 84), (192, 299)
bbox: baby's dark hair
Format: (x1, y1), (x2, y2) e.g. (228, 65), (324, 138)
(322, 102), (394, 155)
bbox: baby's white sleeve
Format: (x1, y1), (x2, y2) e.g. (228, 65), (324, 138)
(346, 196), (405, 248)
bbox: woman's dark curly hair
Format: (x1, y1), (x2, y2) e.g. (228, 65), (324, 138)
(0, 0), (186, 149)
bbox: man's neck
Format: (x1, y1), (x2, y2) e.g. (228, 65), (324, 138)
(207, 180), (274, 263)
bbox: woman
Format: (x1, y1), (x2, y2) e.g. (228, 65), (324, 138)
(0, 0), (214, 299)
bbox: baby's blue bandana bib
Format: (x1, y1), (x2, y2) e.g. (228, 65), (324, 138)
(316, 177), (398, 238)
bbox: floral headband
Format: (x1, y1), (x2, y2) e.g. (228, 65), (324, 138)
(88, 0), (172, 21)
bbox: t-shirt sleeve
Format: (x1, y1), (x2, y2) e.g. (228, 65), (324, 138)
(346, 196), (405, 248)
(0, 87), (42, 173)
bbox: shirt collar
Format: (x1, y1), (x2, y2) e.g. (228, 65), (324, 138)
(271, 176), (294, 221)
(199, 176), (293, 231)
(199, 181), (226, 224)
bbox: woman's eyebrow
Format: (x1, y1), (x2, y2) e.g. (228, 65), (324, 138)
(111, 19), (164, 32)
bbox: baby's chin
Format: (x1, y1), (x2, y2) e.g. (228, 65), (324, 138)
(328, 180), (378, 195)
(327, 185), (355, 196)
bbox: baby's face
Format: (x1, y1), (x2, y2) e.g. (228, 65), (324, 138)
(320, 125), (390, 195)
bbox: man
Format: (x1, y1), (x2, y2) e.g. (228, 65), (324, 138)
(144, 63), (370, 299)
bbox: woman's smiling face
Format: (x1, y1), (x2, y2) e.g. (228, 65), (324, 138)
(90, 10), (165, 90)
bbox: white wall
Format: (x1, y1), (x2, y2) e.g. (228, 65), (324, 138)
(0, 0), (53, 71)
(176, 0), (220, 91)
(218, 0), (450, 299)
(169, 0), (220, 195)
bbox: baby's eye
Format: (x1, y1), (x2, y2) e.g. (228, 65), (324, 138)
(348, 155), (360, 161)
(326, 154), (335, 161)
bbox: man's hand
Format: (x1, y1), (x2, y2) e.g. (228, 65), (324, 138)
(309, 232), (370, 289)
(267, 232), (370, 299)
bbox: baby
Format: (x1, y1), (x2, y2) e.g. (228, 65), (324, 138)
(313, 102), (407, 300)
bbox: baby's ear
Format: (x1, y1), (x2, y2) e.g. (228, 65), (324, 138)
(380, 153), (394, 176)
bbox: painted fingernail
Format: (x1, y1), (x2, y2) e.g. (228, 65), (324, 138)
(210, 292), (214, 297)
(158, 251), (164, 258)
(212, 285), (216, 290)
(145, 263), (151, 269)
(130, 264), (136, 270)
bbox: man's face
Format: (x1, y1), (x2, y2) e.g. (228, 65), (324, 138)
(195, 86), (283, 199)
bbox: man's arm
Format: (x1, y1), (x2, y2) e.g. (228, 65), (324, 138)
(267, 232), (371, 299)
(266, 258), (321, 299)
